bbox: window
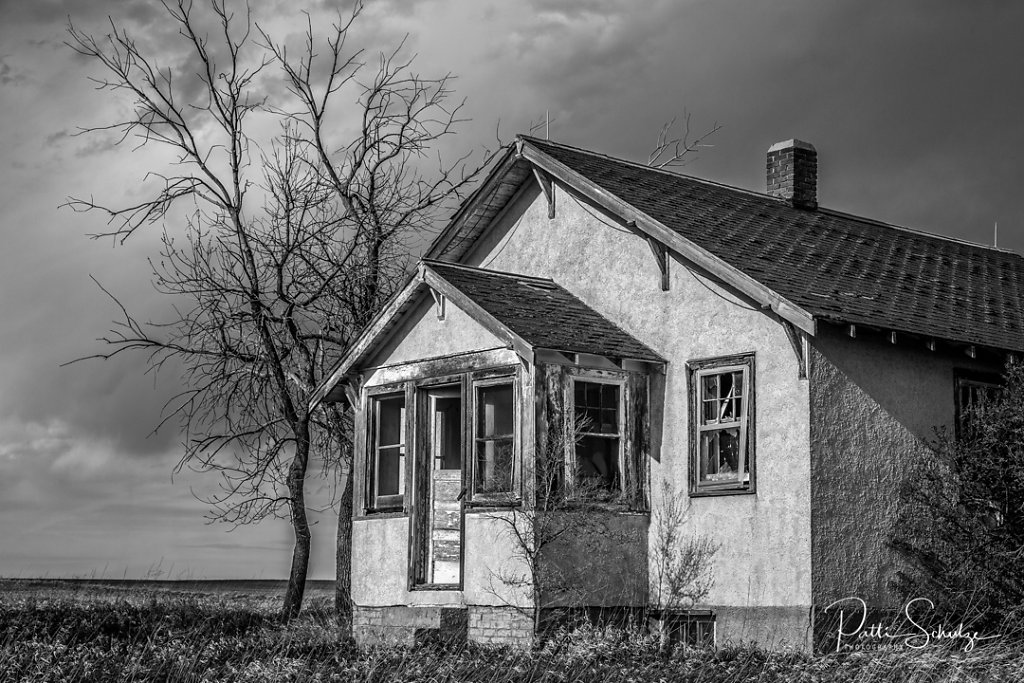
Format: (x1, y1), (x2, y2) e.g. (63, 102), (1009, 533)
(368, 393), (406, 510)
(473, 380), (515, 498)
(955, 370), (1002, 437)
(688, 354), (755, 495)
(572, 379), (622, 493)
(658, 611), (716, 647)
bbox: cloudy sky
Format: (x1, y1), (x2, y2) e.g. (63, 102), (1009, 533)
(1, 0), (1023, 581)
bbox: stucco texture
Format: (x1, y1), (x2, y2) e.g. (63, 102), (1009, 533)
(462, 181), (813, 637)
(808, 325), (999, 607)
(366, 290), (504, 370)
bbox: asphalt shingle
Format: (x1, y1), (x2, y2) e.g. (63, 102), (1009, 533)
(427, 261), (663, 362)
(525, 136), (1024, 353)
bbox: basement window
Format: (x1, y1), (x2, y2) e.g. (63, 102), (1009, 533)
(688, 354), (755, 495)
(368, 392), (406, 511)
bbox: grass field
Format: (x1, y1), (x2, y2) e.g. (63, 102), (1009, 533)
(1, 579), (1021, 682)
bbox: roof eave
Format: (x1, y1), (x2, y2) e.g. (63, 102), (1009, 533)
(309, 262), (534, 410)
(424, 144), (520, 260)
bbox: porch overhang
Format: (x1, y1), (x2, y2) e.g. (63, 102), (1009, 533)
(309, 261), (665, 410)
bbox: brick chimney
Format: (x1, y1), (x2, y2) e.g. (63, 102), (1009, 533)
(767, 139), (817, 210)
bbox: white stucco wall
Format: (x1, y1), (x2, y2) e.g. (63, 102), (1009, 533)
(461, 182), (813, 625)
(366, 291), (505, 371)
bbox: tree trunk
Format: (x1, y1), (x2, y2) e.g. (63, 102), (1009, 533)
(335, 455), (354, 638)
(282, 430), (312, 622)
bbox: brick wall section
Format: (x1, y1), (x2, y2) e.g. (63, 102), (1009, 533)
(467, 606), (535, 647)
(352, 605), (449, 646)
(767, 139), (817, 210)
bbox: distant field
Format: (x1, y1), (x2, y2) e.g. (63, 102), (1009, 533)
(1, 581), (1021, 682)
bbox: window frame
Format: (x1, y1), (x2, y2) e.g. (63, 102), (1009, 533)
(954, 368), (1002, 439)
(565, 369), (627, 499)
(469, 370), (520, 504)
(687, 353), (756, 497)
(364, 384), (410, 513)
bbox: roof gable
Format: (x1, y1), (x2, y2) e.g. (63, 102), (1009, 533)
(311, 261), (662, 407)
(429, 135), (1024, 353)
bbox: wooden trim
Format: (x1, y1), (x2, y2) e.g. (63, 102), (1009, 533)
(424, 145), (519, 260)
(421, 265), (536, 364)
(365, 348), (517, 386)
(645, 236), (670, 291)
(520, 142), (816, 335)
(362, 385), (410, 515)
(686, 353), (757, 496)
(782, 321), (808, 380)
(532, 166), (555, 219)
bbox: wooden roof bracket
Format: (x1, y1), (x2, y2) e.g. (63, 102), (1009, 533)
(428, 286), (446, 320)
(343, 377), (361, 410)
(783, 320), (809, 380)
(532, 166), (555, 219)
(645, 235), (670, 291)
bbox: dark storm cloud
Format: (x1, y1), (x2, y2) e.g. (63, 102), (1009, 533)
(0, 56), (29, 86)
(2, 0), (1024, 580)
(0, 0), (160, 31)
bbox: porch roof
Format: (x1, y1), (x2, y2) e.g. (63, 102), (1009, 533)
(310, 261), (663, 407)
(427, 261), (663, 363)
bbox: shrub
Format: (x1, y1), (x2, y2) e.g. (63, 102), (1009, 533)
(892, 359), (1024, 631)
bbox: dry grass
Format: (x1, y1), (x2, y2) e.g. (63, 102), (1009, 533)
(1, 581), (1021, 682)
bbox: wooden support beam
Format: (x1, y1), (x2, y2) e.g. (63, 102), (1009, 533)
(429, 287), (446, 320)
(783, 321), (808, 380)
(343, 379), (361, 410)
(532, 167), (555, 219)
(645, 236), (670, 291)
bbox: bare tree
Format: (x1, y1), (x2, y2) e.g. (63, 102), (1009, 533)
(650, 481), (718, 612)
(487, 416), (629, 640)
(65, 0), (493, 624)
(647, 111), (721, 170)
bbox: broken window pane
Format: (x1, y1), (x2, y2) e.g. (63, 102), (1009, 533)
(693, 361), (752, 493)
(700, 428), (741, 484)
(576, 435), (620, 491)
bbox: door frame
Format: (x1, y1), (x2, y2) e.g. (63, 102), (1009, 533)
(408, 374), (468, 590)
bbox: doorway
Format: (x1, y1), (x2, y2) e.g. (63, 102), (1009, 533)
(416, 385), (463, 586)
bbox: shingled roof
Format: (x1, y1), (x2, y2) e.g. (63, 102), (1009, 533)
(514, 136), (1024, 352)
(309, 259), (665, 407)
(426, 261), (662, 362)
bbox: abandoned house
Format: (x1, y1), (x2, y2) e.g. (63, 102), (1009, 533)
(311, 135), (1024, 650)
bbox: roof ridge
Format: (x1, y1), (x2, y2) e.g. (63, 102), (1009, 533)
(518, 134), (1023, 259)
(422, 258), (557, 283)
(518, 133), (775, 201)
(815, 207), (1023, 256)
